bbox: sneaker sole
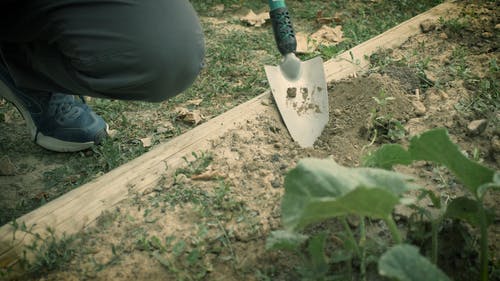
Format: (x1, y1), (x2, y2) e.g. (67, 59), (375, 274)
(0, 80), (108, 152)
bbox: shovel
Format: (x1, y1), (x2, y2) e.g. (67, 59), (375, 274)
(264, 0), (329, 148)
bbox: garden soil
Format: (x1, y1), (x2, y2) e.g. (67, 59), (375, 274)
(1, 1), (499, 280)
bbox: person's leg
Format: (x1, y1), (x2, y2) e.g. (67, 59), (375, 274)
(1, 0), (205, 102)
(0, 0), (205, 152)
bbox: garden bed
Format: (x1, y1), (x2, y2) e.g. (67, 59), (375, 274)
(1, 1), (499, 280)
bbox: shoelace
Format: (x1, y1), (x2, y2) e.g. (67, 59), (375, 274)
(47, 94), (89, 123)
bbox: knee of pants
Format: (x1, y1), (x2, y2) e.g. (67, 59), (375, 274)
(137, 35), (206, 103)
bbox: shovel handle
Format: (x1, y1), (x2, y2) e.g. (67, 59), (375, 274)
(268, 0), (297, 55)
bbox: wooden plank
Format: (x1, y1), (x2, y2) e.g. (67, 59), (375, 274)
(0, 1), (459, 270)
(324, 1), (458, 81)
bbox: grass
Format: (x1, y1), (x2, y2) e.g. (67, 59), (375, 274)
(4, 2), (497, 279)
(1, 0), (445, 226)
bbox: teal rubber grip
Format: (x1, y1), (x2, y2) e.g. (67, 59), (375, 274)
(269, 0), (286, 11)
(269, 5), (296, 55)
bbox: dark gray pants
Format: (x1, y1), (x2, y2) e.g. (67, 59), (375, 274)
(0, 0), (205, 102)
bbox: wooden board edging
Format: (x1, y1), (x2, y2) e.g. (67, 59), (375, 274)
(0, 1), (459, 270)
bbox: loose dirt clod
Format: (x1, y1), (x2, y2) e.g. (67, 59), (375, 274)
(301, 87), (309, 99)
(420, 19), (436, 33)
(412, 100), (427, 116)
(287, 87), (297, 98)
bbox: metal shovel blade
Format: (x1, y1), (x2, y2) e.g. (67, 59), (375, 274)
(265, 54), (329, 148)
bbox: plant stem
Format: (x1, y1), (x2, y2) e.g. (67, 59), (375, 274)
(341, 217), (361, 257)
(478, 204), (489, 281)
(384, 215), (402, 244)
(359, 217), (367, 281)
(431, 218), (440, 265)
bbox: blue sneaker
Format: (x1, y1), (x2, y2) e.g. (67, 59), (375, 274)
(0, 64), (108, 152)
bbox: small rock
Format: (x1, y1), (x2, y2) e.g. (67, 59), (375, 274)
(439, 32), (448, 39)
(261, 99), (270, 106)
(467, 119), (488, 135)
(0, 156), (17, 176)
(412, 101), (426, 116)
(495, 24), (500, 31)
(271, 179), (281, 188)
(420, 19), (436, 33)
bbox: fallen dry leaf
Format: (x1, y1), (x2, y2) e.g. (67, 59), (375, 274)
(107, 129), (118, 138)
(213, 4), (224, 13)
(140, 137), (153, 148)
(175, 107), (190, 116)
(295, 32), (314, 54)
(295, 25), (344, 54)
(156, 121), (175, 134)
(296, 25), (344, 54)
(240, 10), (270, 27)
(183, 110), (204, 125)
(175, 107), (204, 125)
(187, 98), (203, 106)
(310, 25), (344, 45)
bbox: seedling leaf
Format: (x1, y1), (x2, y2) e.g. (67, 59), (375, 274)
(365, 129), (496, 194)
(444, 196), (495, 227)
(307, 233), (329, 276)
(379, 244), (451, 281)
(282, 159), (416, 230)
(409, 129), (494, 193)
(363, 144), (412, 170)
(477, 172), (500, 199)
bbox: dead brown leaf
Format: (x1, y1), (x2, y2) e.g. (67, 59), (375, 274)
(240, 10), (270, 27)
(187, 98), (203, 106)
(213, 4), (225, 13)
(183, 110), (204, 125)
(295, 32), (314, 54)
(140, 137), (153, 148)
(309, 25), (344, 49)
(176, 107), (204, 125)
(156, 121), (175, 134)
(296, 25), (344, 54)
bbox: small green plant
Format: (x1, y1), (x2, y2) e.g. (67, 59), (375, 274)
(366, 90), (406, 143)
(9, 222), (80, 277)
(439, 17), (468, 34)
(175, 151), (214, 178)
(267, 129), (498, 281)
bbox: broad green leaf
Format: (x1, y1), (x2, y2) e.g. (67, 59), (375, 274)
(307, 233), (328, 276)
(363, 144), (412, 170)
(444, 196), (495, 227)
(364, 129), (497, 195)
(378, 244), (451, 281)
(282, 159), (416, 230)
(409, 128), (495, 193)
(266, 230), (308, 251)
